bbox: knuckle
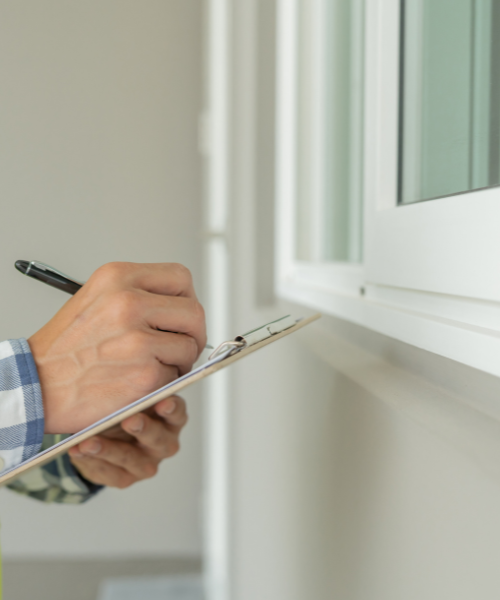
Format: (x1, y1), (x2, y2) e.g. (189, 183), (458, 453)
(92, 262), (129, 286)
(185, 335), (198, 363)
(117, 476), (134, 489)
(175, 401), (188, 422)
(122, 329), (150, 355)
(153, 431), (168, 448)
(186, 299), (206, 344)
(119, 446), (135, 467)
(190, 299), (206, 325)
(111, 289), (142, 323)
(144, 463), (159, 478)
(133, 363), (161, 392)
(176, 396), (187, 413)
(169, 262), (192, 285)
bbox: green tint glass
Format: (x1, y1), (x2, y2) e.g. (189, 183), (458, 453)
(295, 0), (364, 262)
(399, 0), (500, 204)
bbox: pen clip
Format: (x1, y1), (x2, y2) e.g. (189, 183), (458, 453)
(28, 261), (85, 286)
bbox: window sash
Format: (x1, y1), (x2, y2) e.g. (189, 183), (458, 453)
(364, 0), (500, 302)
(276, 0), (500, 378)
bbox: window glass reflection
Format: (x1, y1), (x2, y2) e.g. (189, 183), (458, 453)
(399, 0), (500, 205)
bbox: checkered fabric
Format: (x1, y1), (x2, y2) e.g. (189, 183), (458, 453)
(0, 339), (44, 471)
(0, 339), (102, 503)
(6, 434), (102, 503)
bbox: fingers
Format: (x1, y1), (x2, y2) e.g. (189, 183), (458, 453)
(97, 290), (206, 360)
(99, 330), (197, 377)
(143, 294), (207, 356)
(31, 260), (206, 434)
(132, 263), (198, 300)
(121, 399), (187, 457)
(70, 436), (159, 480)
(152, 396), (189, 433)
(90, 262), (198, 299)
(69, 455), (136, 489)
(68, 397), (188, 488)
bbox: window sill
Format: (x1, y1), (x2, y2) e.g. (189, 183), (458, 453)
(278, 273), (500, 379)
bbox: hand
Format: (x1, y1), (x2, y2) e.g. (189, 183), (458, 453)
(67, 396), (188, 488)
(28, 262), (206, 433)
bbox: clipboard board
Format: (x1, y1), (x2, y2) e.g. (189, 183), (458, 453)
(0, 313), (320, 487)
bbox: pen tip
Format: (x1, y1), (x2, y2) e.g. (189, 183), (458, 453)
(15, 260), (29, 275)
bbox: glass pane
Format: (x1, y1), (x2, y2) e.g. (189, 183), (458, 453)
(295, 0), (364, 262)
(399, 0), (500, 205)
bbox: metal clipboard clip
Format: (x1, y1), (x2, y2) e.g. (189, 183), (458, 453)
(208, 315), (298, 361)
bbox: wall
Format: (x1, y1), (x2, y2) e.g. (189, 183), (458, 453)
(0, 0), (204, 559)
(224, 1), (500, 599)
(229, 306), (500, 600)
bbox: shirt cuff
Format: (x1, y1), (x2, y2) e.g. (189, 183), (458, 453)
(0, 339), (44, 472)
(41, 448), (105, 501)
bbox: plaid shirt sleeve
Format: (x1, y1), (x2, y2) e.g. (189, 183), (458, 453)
(0, 338), (103, 503)
(0, 339), (44, 471)
(6, 434), (103, 504)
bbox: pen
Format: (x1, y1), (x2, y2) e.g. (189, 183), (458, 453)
(15, 260), (213, 349)
(15, 260), (84, 294)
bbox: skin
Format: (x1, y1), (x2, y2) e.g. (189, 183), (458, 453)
(68, 395), (188, 489)
(29, 262), (206, 434)
(28, 262), (205, 488)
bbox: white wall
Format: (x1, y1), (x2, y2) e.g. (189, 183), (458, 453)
(0, 0), (204, 559)
(222, 1), (500, 598)
(229, 310), (500, 600)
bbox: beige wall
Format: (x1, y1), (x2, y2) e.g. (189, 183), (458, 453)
(229, 305), (500, 600)
(0, 0), (204, 558)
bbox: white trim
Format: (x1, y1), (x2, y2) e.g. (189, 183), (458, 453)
(275, 0), (364, 298)
(279, 278), (500, 379)
(364, 0), (400, 213)
(285, 263), (364, 297)
(347, 0), (366, 262)
(203, 2), (232, 600)
(206, 0), (230, 234)
(276, 0), (299, 283)
(308, 0), (328, 260)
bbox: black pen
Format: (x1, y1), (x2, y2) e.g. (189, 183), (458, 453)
(15, 260), (213, 349)
(15, 260), (84, 295)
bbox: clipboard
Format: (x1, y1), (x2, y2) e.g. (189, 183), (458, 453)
(0, 313), (320, 487)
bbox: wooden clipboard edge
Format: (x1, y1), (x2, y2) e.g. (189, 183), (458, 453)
(0, 313), (321, 487)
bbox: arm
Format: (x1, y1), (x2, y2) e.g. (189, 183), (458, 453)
(1, 262), (205, 498)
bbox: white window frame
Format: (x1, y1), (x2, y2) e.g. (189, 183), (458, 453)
(276, 0), (365, 296)
(276, 0), (500, 378)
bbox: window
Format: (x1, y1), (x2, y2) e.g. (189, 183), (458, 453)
(276, 0), (500, 377)
(294, 0), (364, 262)
(399, 0), (500, 204)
